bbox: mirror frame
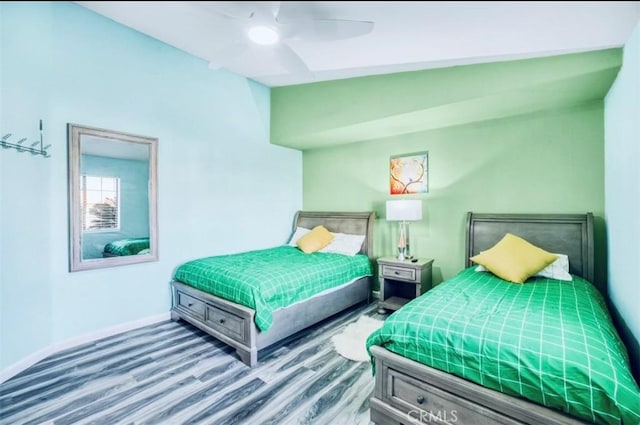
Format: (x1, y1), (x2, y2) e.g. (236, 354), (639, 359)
(68, 123), (158, 272)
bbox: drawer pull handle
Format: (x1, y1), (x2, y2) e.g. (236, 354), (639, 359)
(219, 318), (226, 324)
(188, 303), (194, 307)
(416, 395), (425, 405)
(394, 271), (400, 275)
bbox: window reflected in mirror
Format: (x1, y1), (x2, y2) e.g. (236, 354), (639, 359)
(82, 176), (119, 231)
(68, 124), (158, 271)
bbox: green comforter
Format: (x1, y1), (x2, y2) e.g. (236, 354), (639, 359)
(366, 267), (640, 425)
(174, 246), (371, 332)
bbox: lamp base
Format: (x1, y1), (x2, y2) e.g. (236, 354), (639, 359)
(397, 247), (406, 261)
(395, 221), (414, 261)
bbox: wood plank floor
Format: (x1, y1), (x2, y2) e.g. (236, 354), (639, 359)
(0, 302), (385, 425)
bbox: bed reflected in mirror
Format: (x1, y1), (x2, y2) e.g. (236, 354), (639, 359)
(68, 124), (158, 271)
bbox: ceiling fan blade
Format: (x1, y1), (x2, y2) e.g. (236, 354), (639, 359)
(285, 19), (374, 42)
(273, 43), (312, 76)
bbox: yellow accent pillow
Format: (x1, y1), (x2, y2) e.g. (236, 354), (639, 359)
(470, 233), (557, 284)
(296, 225), (334, 254)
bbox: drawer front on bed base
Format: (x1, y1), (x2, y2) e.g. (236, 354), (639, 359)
(385, 368), (521, 425)
(174, 286), (249, 345)
(205, 305), (246, 342)
(176, 291), (206, 320)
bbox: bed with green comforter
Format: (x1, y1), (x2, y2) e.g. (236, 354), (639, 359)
(174, 245), (372, 332)
(366, 267), (640, 424)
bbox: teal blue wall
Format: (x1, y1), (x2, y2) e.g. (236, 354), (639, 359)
(0, 2), (302, 371)
(604, 21), (640, 373)
(81, 155), (150, 259)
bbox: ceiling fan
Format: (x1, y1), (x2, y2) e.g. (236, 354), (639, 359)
(199, 2), (375, 77)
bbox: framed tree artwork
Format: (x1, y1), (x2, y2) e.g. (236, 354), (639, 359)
(390, 151), (428, 195)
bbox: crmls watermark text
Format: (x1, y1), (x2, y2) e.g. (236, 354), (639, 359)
(407, 409), (458, 423)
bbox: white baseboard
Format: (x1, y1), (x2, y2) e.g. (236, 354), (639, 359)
(0, 312), (171, 384)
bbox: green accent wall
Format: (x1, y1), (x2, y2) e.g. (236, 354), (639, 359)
(272, 50), (621, 289)
(272, 49), (621, 151)
(301, 104), (606, 287)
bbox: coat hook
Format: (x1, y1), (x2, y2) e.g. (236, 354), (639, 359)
(0, 121), (50, 158)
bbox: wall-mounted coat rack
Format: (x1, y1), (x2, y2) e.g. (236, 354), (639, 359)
(1, 120), (50, 158)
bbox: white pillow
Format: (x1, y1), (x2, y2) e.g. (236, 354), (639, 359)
(288, 227), (310, 246)
(319, 232), (366, 256)
(476, 253), (572, 281)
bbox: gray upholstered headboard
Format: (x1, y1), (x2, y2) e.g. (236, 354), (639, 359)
(293, 211), (376, 259)
(465, 212), (595, 287)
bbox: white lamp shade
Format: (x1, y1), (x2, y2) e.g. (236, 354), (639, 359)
(386, 200), (422, 221)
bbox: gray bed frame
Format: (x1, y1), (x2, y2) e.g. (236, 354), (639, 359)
(170, 211), (375, 367)
(370, 212), (595, 425)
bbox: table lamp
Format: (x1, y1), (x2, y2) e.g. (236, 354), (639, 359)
(386, 199), (422, 261)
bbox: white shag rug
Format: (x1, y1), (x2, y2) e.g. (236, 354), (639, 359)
(331, 316), (385, 362)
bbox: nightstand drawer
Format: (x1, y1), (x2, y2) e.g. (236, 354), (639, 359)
(381, 265), (416, 282)
(176, 291), (206, 319)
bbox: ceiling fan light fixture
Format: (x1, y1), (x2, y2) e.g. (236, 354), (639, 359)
(247, 26), (279, 45)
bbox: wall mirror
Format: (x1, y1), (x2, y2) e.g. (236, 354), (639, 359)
(68, 124), (158, 272)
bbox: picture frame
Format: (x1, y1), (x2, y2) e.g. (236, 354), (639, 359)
(390, 151), (428, 195)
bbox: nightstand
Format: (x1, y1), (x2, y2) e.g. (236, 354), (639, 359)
(377, 256), (434, 314)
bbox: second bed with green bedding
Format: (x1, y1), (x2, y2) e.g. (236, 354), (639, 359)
(366, 267), (640, 424)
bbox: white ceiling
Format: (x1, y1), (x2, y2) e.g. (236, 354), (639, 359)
(76, 1), (640, 87)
